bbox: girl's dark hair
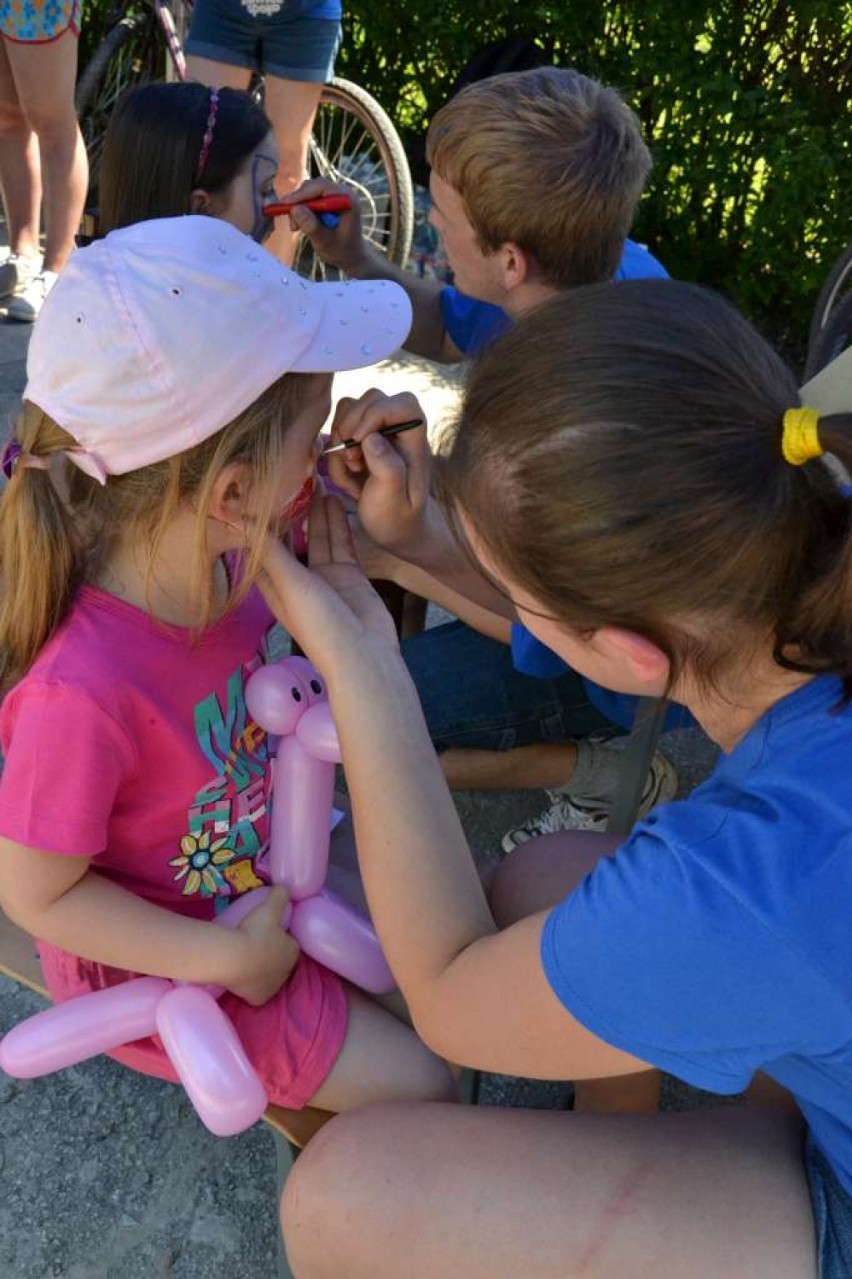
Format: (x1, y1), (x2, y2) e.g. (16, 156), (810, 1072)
(437, 279), (852, 694)
(99, 82), (271, 233)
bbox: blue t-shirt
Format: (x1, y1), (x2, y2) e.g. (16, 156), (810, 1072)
(510, 625), (693, 732)
(440, 238), (669, 356)
(542, 675), (852, 1191)
(443, 237), (686, 730)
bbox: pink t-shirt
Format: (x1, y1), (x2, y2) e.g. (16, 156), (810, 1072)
(0, 579), (348, 1107)
(0, 582), (289, 918)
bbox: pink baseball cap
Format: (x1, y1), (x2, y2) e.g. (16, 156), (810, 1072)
(24, 216), (413, 483)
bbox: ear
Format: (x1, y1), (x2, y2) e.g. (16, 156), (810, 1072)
(190, 187), (213, 215)
(595, 626), (670, 693)
(207, 461), (254, 532)
(496, 240), (532, 293)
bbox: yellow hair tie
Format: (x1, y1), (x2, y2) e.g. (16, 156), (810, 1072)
(781, 406), (822, 466)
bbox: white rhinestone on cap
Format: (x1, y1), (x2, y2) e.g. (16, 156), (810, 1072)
(361, 344), (373, 355)
(280, 276), (290, 285)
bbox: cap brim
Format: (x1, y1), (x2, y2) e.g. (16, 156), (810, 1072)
(289, 277), (413, 373)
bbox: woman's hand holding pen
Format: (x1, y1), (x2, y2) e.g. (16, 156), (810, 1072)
(323, 390), (434, 561)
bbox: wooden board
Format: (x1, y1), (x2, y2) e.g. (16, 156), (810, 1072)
(0, 912), (46, 995)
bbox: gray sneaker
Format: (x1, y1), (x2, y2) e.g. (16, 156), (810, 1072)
(0, 253), (42, 302)
(6, 269), (57, 322)
(500, 749), (678, 852)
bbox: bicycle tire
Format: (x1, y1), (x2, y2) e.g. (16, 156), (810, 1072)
(297, 77), (414, 280)
(806, 241), (852, 371)
(75, 11), (166, 220)
(804, 291), (852, 383)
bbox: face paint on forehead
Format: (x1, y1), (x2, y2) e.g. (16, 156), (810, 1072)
(250, 152), (277, 244)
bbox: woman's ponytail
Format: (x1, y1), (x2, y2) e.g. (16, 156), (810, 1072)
(775, 411), (852, 689)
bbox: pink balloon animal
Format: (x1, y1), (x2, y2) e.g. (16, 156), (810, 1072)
(0, 657), (393, 1135)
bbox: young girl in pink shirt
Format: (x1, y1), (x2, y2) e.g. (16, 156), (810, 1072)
(0, 214), (452, 1113)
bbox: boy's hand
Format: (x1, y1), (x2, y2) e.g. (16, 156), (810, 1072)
(228, 886), (300, 1007)
(285, 178), (368, 275)
(325, 390), (433, 560)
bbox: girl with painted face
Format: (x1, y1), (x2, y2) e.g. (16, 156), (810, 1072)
(0, 216), (453, 1122)
(99, 81), (278, 245)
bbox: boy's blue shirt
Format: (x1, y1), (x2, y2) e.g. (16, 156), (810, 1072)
(440, 237), (692, 731)
(541, 675), (852, 1192)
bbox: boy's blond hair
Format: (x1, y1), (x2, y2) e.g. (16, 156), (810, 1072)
(426, 66), (652, 288)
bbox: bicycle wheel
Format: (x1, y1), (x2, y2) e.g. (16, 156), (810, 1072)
(296, 77), (414, 281)
(805, 241), (852, 379)
(75, 11), (166, 223)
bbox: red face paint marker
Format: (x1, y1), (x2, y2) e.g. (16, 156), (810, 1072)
(264, 194), (353, 228)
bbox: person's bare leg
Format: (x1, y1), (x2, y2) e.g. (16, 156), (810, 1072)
(283, 1102), (814, 1279)
(490, 830), (661, 1113)
(441, 740), (579, 791)
(0, 41), (40, 257)
(185, 53), (251, 93)
(263, 75), (323, 265)
(6, 32), (86, 272)
(306, 986), (455, 1112)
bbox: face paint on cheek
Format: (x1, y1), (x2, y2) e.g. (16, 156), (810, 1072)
(251, 155), (276, 243)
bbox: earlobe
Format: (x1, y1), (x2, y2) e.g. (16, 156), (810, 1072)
(501, 241), (530, 292)
(208, 462), (252, 532)
(190, 188), (212, 216)
(598, 627), (670, 691)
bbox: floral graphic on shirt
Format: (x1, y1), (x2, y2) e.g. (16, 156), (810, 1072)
(170, 620), (288, 900)
(169, 830), (237, 897)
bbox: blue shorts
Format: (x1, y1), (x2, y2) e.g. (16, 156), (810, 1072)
(185, 0), (342, 83)
(805, 1133), (852, 1278)
(401, 621), (618, 753)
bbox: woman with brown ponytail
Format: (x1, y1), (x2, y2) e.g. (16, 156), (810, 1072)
(257, 278), (852, 1277)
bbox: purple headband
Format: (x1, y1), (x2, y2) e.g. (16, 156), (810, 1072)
(195, 87), (220, 183)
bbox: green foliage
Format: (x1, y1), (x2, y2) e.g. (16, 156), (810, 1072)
(335, 0), (852, 361)
(77, 1), (852, 360)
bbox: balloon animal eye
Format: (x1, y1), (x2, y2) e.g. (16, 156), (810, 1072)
(291, 687), (303, 702)
(310, 679), (322, 695)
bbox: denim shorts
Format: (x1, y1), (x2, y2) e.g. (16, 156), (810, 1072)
(185, 0), (341, 82)
(805, 1133), (852, 1278)
(401, 620), (618, 754)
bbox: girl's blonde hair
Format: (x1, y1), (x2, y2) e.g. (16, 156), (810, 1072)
(0, 372), (320, 690)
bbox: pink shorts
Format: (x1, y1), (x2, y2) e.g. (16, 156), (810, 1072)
(37, 942), (349, 1110)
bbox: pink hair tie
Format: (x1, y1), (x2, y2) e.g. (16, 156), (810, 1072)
(195, 87), (220, 183)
